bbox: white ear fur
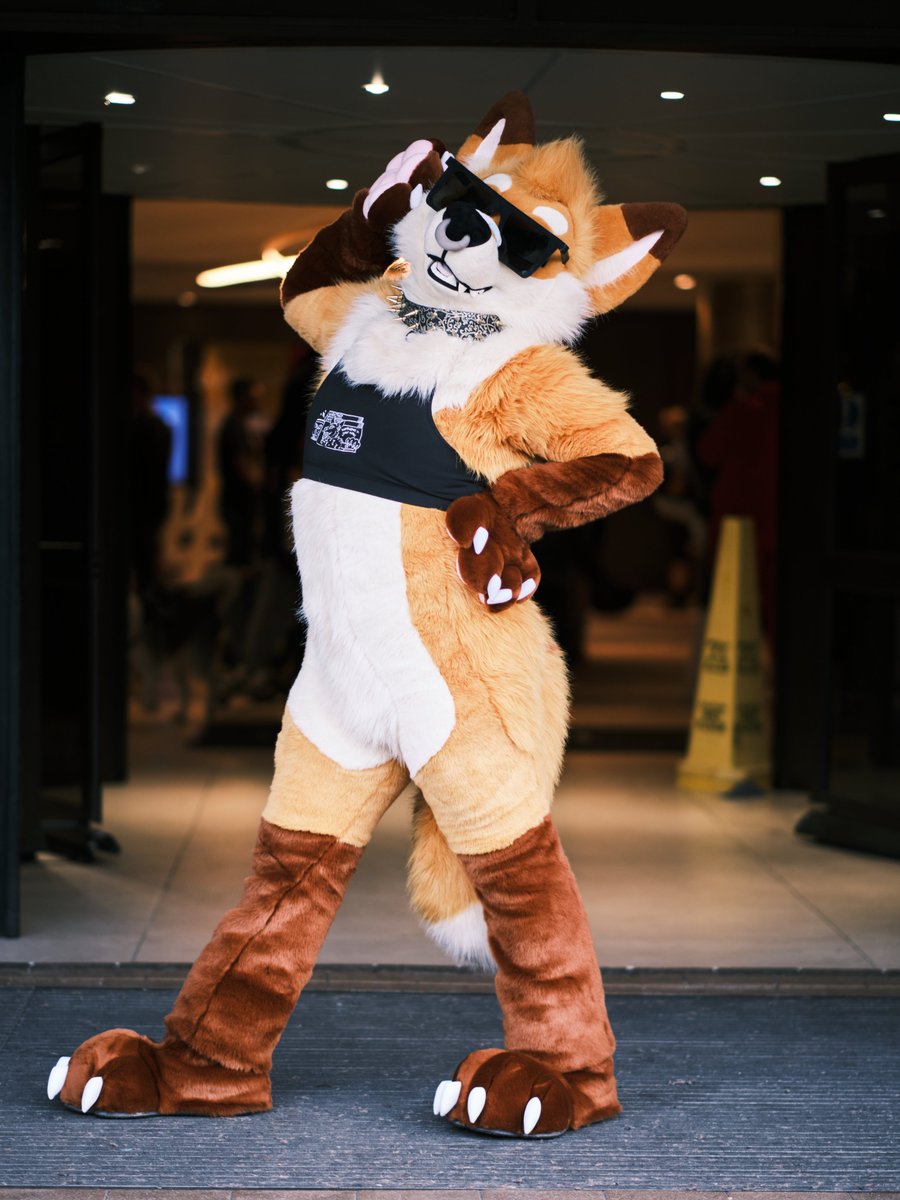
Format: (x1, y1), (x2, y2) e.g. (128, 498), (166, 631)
(464, 118), (506, 172)
(586, 229), (663, 289)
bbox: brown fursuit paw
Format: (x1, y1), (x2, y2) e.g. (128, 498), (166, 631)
(48, 1028), (271, 1117)
(433, 1048), (619, 1138)
(434, 1049), (571, 1137)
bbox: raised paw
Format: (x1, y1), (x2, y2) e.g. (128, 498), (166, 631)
(48, 1028), (271, 1117)
(433, 1049), (574, 1137)
(361, 139), (446, 227)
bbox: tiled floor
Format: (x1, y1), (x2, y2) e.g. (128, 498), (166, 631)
(4, 603), (899, 969)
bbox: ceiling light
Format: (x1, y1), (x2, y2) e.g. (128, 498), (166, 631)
(660, 90), (684, 101)
(363, 72), (389, 96)
(130, 163), (150, 175)
(867, 208), (887, 219)
(104, 91), (135, 106)
(326, 178), (349, 191)
(673, 274), (697, 290)
(759, 175), (782, 187)
(196, 248), (291, 289)
(884, 113), (900, 122)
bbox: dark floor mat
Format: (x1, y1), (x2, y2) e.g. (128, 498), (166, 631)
(1, 988), (897, 1189)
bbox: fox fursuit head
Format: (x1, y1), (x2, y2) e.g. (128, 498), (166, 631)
(47, 92), (685, 1139)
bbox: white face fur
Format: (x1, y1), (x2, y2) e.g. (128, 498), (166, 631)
(390, 181), (592, 347)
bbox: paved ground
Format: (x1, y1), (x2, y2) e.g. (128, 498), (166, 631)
(2, 989), (898, 1191)
(2, 1191), (899, 1199)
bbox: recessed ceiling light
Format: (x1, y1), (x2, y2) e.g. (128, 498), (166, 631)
(673, 273), (697, 290)
(326, 179), (349, 191)
(759, 175), (782, 187)
(130, 163), (150, 175)
(104, 91), (135, 106)
(363, 72), (389, 96)
(884, 112), (900, 122)
(867, 208), (887, 219)
(660, 90), (684, 101)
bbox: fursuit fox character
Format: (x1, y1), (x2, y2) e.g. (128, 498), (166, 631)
(47, 92), (685, 1138)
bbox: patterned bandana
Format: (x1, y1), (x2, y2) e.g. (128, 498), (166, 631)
(391, 291), (504, 341)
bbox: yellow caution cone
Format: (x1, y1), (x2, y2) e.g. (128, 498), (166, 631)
(677, 515), (771, 795)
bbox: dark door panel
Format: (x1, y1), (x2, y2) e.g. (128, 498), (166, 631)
(791, 155), (900, 856)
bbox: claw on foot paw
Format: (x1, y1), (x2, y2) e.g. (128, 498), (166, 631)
(81, 1076), (103, 1113)
(433, 1078), (461, 1116)
(432, 1049), (573, 1138)
(47, 1056), (70, 1100)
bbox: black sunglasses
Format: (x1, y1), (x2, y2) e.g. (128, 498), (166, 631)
(426, 157), (570, 278)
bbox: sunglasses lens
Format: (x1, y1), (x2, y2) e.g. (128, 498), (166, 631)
(427, 164), (483, 211)
(499, 213), (563, 277)
(426, 160), (568, 277)
(428, 162), (509, 217)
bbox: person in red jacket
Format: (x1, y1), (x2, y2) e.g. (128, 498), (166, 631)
(697, 350), (779, 638)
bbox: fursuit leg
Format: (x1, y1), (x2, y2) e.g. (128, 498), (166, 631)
(445, 816), (619, 1137)
(51, 712), (407, 1117)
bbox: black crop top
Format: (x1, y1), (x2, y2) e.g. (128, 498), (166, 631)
(302, 366), (485, 511)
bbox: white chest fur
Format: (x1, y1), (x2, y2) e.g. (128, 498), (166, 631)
(324, 293), (540, 412)
(287, 479), (455, 776)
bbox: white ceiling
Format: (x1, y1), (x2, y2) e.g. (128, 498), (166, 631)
(25, 45), (900, 210)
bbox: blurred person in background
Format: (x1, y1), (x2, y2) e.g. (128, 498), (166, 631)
(217, 377), (268, 568)
(697, 350), (780, 637)
(240, 347), (319, 698)
(130, 373), (172, 601)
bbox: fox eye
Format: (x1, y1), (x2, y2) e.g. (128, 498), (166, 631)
(484, 173), (512, 193)
(532, 205), (569, 237)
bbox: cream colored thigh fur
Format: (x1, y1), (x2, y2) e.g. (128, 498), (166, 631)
(263, 709), (409, 847)
(401, 504), (569, 964)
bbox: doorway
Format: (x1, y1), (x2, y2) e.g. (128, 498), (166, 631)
(3, 42), (900, 971)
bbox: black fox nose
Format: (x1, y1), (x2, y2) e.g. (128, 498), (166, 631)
(435, 201), (493, 251)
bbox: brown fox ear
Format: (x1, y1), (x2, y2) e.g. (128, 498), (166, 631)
(457, 90), (536, 173)
(585, 202), (687, 314)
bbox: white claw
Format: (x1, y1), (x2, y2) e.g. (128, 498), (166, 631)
(438, 1078), (461, 1116)
(467, 1084), (487, 1122)
(433, 1078), (451, 1116)
(47, 1056), (70, 1100)
(487, 588), (513, 605)
(486, 574), (502, 598)
(472, 526), (489, 555)
(518, 577), (537, 600)
(81, 1076), (103, 1113)
(409, 183), (424, 209)
(523, 1095), (542, 1134)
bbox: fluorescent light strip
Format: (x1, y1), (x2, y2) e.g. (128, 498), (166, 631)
(196, 252), (290, 289)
